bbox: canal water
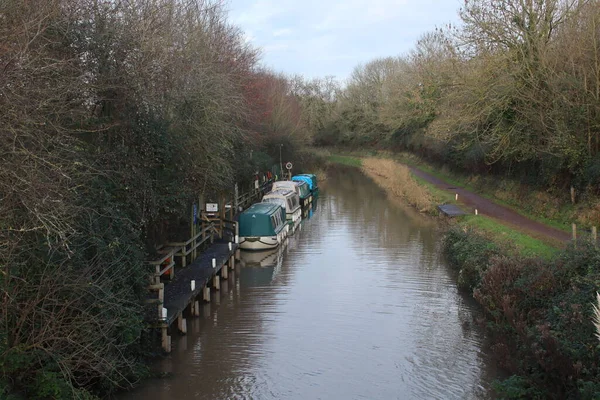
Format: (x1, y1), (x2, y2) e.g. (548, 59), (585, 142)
(124, 166), (498, 400)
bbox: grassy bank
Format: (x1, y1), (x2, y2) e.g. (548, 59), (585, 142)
(327, 154), (363, 167)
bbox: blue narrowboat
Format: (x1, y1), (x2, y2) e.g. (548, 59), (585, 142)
(292, 174), (318, 194)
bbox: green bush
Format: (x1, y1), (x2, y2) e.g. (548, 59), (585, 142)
(443, 226), (501, 291)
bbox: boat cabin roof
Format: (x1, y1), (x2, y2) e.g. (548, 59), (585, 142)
(242, 202), (282, 216)
(292, 175), (314, 190)
(273, 180), (310, 197)
(263, 189), (296, 199)
(262, 189), (300, 212)
(272, 181), (299, 191)
(297, 174), (317, 187)
(239, 203), (286, 237)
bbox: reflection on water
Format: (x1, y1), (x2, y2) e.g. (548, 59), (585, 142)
(238, 241), (287, 285)
(123, 166), (498, 400)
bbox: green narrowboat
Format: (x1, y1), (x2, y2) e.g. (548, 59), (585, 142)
(239, 203), (287, 251)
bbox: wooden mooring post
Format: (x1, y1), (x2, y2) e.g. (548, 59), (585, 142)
(572, 223), (577, 246)
(177, 313), (187, 335)
(221, 261), (228, 280)
(161, 326), (171, 353)
(191, 300), (200, 317)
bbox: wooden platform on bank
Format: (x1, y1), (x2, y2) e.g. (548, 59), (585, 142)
(162, 240), (238, 325)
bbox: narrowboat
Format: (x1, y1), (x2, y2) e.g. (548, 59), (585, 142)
(239, 203), (287, 251)
(262, 189), (302, 230)
(272, 180), (312, 207)
(300, 174), (318, 192)
(292, 174), (318, 194)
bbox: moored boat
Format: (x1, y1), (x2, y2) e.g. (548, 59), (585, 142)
(262, 189), (302, 231)
(292, 174), (318, 194)
(239, 203), (287, 251)
(272, 180), (312, 207)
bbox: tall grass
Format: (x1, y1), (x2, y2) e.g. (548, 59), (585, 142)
(362, 158), (433, 213)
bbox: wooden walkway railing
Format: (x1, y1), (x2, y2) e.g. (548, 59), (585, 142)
(145, 178), (273, 352)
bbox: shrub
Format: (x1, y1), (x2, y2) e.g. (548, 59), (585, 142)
(443, 226), (501, 291)
(445, 227), (600, 398)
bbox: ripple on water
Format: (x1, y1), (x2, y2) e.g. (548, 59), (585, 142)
(121, 167), (496, 400)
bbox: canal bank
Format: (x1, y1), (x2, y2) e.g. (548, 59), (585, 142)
(121, 165), (499, 399)
(326, 156), (600, 398)
(330, 155), (560, 258)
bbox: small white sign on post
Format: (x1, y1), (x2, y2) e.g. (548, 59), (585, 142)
(162, 307), (168, 320)
(206, 203), (218, 213)
(212, 258), (216, 269)
(235, 235), (239, 244)
(254, 180), (259, 189)
(228, 242), (232, 251)
(191, 280), (196, 291)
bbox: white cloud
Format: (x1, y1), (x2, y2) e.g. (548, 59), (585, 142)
(263, 43), (291, 52)
(227, 0), (462, 78)
(273, 28), (292, 37)
(315, 0), (410, 31)
(231, 0), (294, 27)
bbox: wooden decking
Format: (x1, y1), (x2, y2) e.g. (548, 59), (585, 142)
(162, 240), (238, 325)
(146, 178), (274, 352)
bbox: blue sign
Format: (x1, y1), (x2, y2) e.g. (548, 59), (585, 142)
(193, 204), (198, 224)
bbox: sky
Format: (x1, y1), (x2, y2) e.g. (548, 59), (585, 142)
(226, 0), (463, 81)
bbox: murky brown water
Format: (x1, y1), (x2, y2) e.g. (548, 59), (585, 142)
(123, 166), (498, 400)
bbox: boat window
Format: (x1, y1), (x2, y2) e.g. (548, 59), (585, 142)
(271, 215), (276, 228)
(287, 199), (293, 210)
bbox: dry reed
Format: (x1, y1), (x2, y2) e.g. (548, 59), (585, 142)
(362, 158), (433, 213)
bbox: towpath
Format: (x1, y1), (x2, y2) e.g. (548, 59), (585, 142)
(409, 167), (572, 244)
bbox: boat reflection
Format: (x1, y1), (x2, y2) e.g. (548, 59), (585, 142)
(238, 240), (288, 285)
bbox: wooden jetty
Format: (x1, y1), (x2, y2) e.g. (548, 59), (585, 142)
(147, 178), (273, 352)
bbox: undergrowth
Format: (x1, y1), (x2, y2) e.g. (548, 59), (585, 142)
(444, 228), (600, 399)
